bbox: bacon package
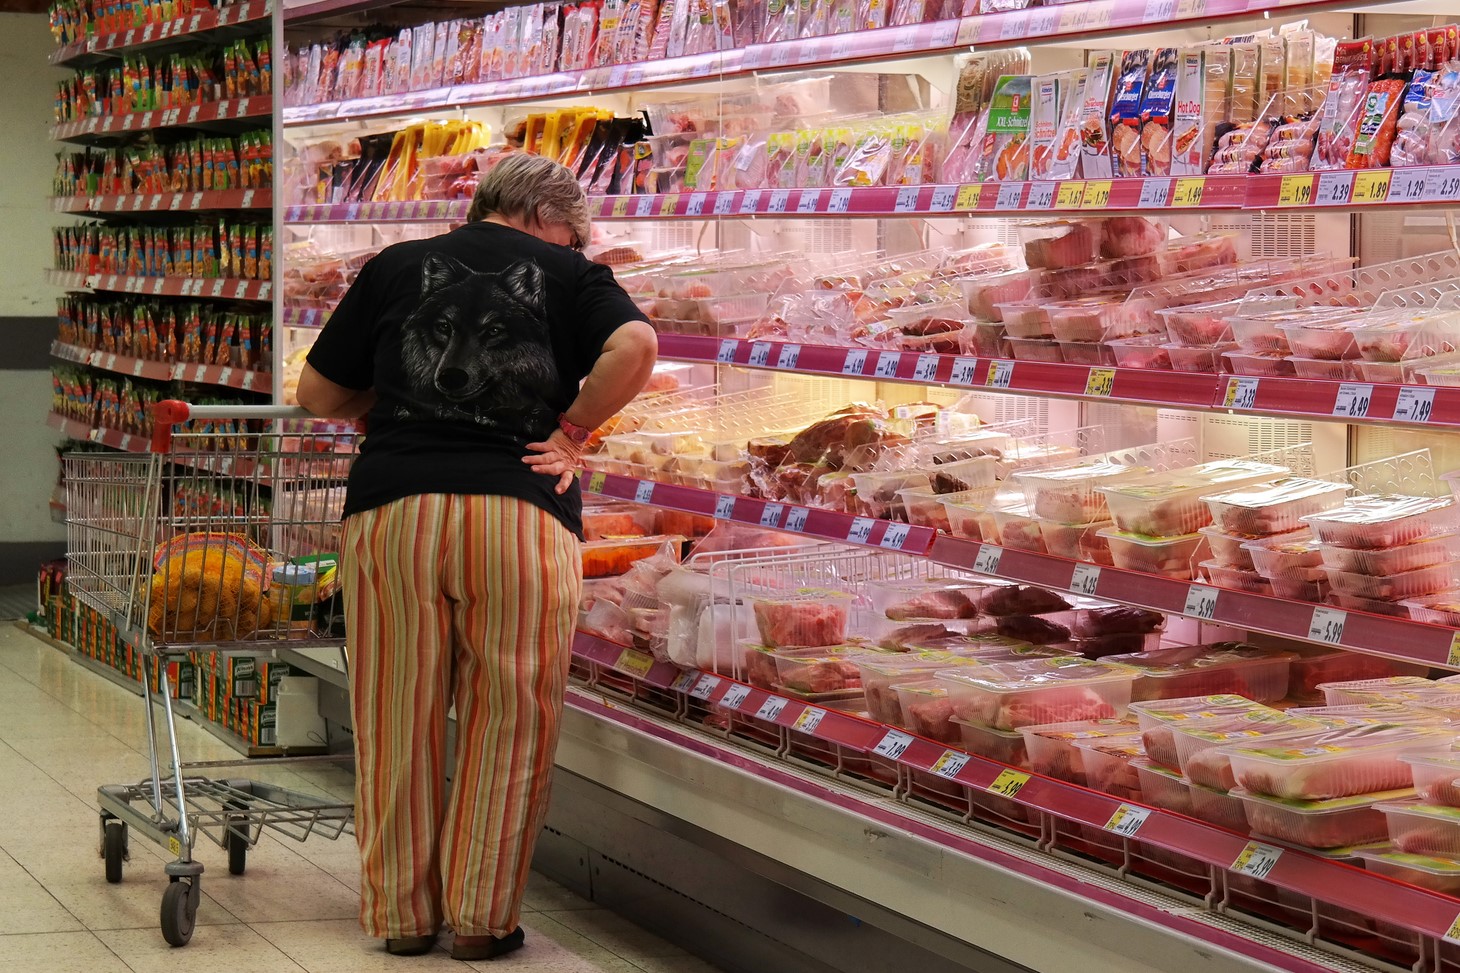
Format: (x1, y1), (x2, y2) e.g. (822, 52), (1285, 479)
(1313, 39), (1375, 169)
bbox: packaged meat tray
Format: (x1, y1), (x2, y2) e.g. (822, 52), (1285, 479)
(1166, 342), (1237, 373)
(750, 589), (855, 648)
(1241, 529), (1323, 580)
(1202, 478), (1351, 536)
(1157, 300), (1240, 346)
(1018, 221), (1102, 270)
(1006, 337), (1064, 363)
(1223, 350), (1298, 377)
(1321, 534), (1460, 577)
(1278, 319), (1362, 360)
(1068, 605), (1166, 639)
(1227, 312), (1294, 354)
(1379, 802), (1460, 856)
(582, 504), (653, 541)
(1318, 677), (1447, 706)
(991, 501), (1047, 553)
(859, 655), (973, 724)
(1322, 562), (1460, 602)
(1073, 735), (1146, 800)
(1357, 848), (1460, 894)
(1399, 590), (1460, 627)
(1290, 702), (1450, 727)
(1014, 459), (1153, 523)
(1046, 297), (1153, 343)
(1234, 787), (1406, 850)
(1133, 694), (1281, 769)
(966, 321), (1013, 358)
(935, 660), (1137, 730)
(1132, 758), (1195, 814)
(1187, 781), (1250, 831)
(1099, 461), (1286, 538)
(954, 717), (1030, 768)
(1198, 526), (1260, 569)
(1286, 649), (1428, 705)
(1105, 643), (1295, 703)
(1325, 592), (1412, 617)
(939, 490), (1003, 542)
(1354, 360), (1404, 383)
(1302, 496), (1460, 551)
(1020, 719), (1139, 784)
(996, 301), (1054, 338)
(1037, 518), (1115, 564)
(898, 489), (952, 532)
(1056, 341), (1118, 367)
(1098, 528), (1206, 579)
(769, 649), (868, 699)
(1225, 723), (1455, 801)
(1402, 753), (1460, 808)
(869, 579), (988, 621)
(1268, 575), (1326, 600)
(582, 535), (685, 578)
(927, 455), (998, 495)
(1071, 631), (1163, 658)
(1287, 357), (1361, 381)
(974, 584), (1072, 617)
(850, 469), (931, 520)
(893, 681), (961, 743)
(962, 270), (1042, 320)
(1107, 334), (1172, 370)
(1200, 560), (1274, 594)
(1172, 715), (1331, 790)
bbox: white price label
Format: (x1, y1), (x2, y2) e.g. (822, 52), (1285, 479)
(1315, 171), (1354, 206)
(1389, 167), (1428, 204)
(686, 193), (707, 216)
(785, 506), (810, 532)
(716, 339), (738, 364)
(1139, 178), (1172, 208)
(1308, 606), (1347, 645)
(714, 494), (737, 520)
(794, 707), (826, 733)
(776, 344), (802, 369)
(797, 190), (822, 214)
(740, 190), (764, 214)
(1332, 383), (1374, 418)
(931, 750), (971, 779)
(1426, 167), (1460, 202)
(973, 544), (1003, 575)
(760, 503), (785, 528)
(713, 192), (737, 215)
(999, 10), (1028, 40)
(152, 278), (166, 295)
(147, 194), (161, 210)
(1184, 584), (1219, 620)
(132, 359), (145, 377)
(102, 354), (116, 370)
(690, 674), (722, 700)
(987, 360), (1015, 389)
(1143, 0), (1175, 20)
(217, 367), (233, 386)
(748, 341), (773, 367)
(913, 354), (940, 382)
(929, 185), (957, 211)
(721, 683), (752, 710)
(755, 696), (790, 721)
(880, 523), (912, 551)
(995, 183), (1024, 210)
(1224, 376), (1260, 411)
(950, 357), (978, 385)
(874, 352), (902, 379)
(232, 280), (248, 299)
(1025, 181), (1057, 209)
(1232, 841), (1283, 879)
(1028, 5), (1058, 33)
(634, 480), (655, 504)
(767, 190), (791, 213)
(894, 186), (921, 212)
(842, 348), (869, 375)
(634, 196), (655, 218)
(168, 195), (182, 211)
(1070, 564), (1102, 596)
(828, 187), (853, 213)
(1394, 386), (1437, 423)
(872, 729), (915, 760)
(847, 517), (876, 545)
(830, 35), (852, 59)
(1105, 804), (1152, 837)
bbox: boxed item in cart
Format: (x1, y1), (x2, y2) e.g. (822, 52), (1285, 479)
(1097, 527), (1206, 579)
(1234, 787), (1409, 850)
(1200, 560), (1274, 594)
(893, 681), (961, 743)
(1321, 562), (1460, 602)
(1013, 459), (1153, 523)
(1358, 849), (1460, 895)
(1225, 723), (1455, 801)
(1097, 459), (1286, 537)
(1133, 758), (1195, 814)
(1241, 529), (1323, 579)
(1302, 496), (1460, 550)
(954, 717), (1030, 768)
(1171, 714), (1331, 790)
(1286, 649), (1428, 705)
(935, 660), (1136, 730)
(1037, 518), (1115, 564)
(1074, 735), (1146, 801)
(1379, 802), (1460, 856)
(1106, 643), (1295, 703)
(750, 589), (854, 648)
(1201, 478), (1350, 536)
(1019, 719), (1139, 784)
(1320, 533), (1460, 577)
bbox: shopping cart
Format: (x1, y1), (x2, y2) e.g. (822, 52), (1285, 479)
(63, 401), (358, 946)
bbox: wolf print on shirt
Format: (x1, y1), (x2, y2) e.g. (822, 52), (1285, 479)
(396, 253), (561, 435)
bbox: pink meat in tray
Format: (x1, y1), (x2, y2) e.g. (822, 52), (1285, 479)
(751, 591), (853, 648)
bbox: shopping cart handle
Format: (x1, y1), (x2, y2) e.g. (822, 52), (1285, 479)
(151, 400), (318, 453)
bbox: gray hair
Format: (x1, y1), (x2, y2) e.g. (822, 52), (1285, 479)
(467, 154), (590, 247)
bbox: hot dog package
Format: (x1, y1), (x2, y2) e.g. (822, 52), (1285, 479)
(1313, 39), (1375, 170)
(1170, 49), (1211, 176)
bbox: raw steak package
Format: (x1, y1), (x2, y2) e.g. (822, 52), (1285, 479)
(1403, 753), (1460, 807)
(935, 659), (1136, 730)
(1131, 694), (1281, 769)
(1359, 848), (1460, 894)
(750, 590), (855, 648)
(1313, 39), (1376, 170)
(1201, 477), (1351, 536)
(1302, 495), (1460, 550)
(1138, 49), (1179, 176)
(1105, 642), (1296, 703)
(1225, 723), (1455, 801)
(1171, 713), (1330, 790)
(1019, 718), (1138, 784)
(1074, 735), (1146, 801)
(1108, 50), (1152, 177)
(1236, 787), (1409, 850)
(1079, 52), (1119, 179)
(1379, 801), (1460, 857)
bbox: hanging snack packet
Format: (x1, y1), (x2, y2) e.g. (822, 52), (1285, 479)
(1313, 38), (1375, 169)
(1138, 48), (1178, 176)
(1108, 50), (1152, 177)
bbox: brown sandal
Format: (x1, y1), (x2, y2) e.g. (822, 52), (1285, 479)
(451, 927), (525, 961)
(386, 934), (436, 956)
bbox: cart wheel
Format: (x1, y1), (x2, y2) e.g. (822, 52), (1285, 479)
(103, 822), (126, 884)
(224, 818), (247, 876)
(160, 879), (196, 947)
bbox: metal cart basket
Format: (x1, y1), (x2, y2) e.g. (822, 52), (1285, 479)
(62, 401), (358, 946)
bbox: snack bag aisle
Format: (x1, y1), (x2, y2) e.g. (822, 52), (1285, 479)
(275, 2), (1460, 971)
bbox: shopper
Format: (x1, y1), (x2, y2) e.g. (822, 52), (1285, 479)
(295, 154), (657, 961)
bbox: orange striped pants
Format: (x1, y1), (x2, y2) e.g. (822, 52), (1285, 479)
(340, 493), (582, 939)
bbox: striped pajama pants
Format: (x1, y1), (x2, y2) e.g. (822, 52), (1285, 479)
(340, 493), (582, 940)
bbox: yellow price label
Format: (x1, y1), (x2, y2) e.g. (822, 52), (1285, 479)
(1353, 169), (1392, 204)
(1054, 181), (1085, 209)
(1278, 174), (1315, 207)
(987, 768), (1030, 798)
(1084, 367), (1116, 397)
(955, 184), (982, 210)
(1448, 631), (1460, 669)
(616, 648), (655, 677)
(1171, 178), (1205, 207)
(1223, 378), (1243, 407)
(168, 836), (182, 857)
(611, 197), (630, 217)
(586, 471), (607, 494)
(1446, 911), (1460, 943)
(1081, 180), (1112, 209)
(659, 194), (680, 215)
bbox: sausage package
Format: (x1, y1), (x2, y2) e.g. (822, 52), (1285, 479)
(1029, 74), (1063, 180)
(1079, 51), (1119, 179)
(1347, 75), (1407, 168)
(1139, 48), (1179, 176)
(1109, 50), (1152, 177)
(1229, 43), (1262, 125)
(1258, 86), (1325, 174)
(1032, 70), (1085, 180)
(1171, 49), (1212, 176)
(1314, 39), (1375, 170)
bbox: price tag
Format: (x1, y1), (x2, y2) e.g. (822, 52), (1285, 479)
(973, 544), (1003, 575)
(712, 192), (737, 215)
(872, 729), (914, 760)
(998, 10), (1028, 41)
(1332, 382), (1374, 419)
(152, 278), (166, 296)
(659, 194), (680, 216)
(987, 768), (1030, 798)
(776, 344), (802, 369)
(874, 352), (902, 379)
(760, 503), (785, 528)
(950, 357), (978, 385)
(894, 186), (921, 212)
(1308, 606), (1347, 645)
(1171, 178), (1205, 207)
(103, 354), (117, 371)
(929, 185), (957, 211)
(767, 190), (791, 214)
(748, 341), (773, 367)
(931, 19), (958, 45)
(132, 359), (146, 377)
(1070, 564), (1101, 596)
(1051, 184), (1086, 211)
(1315, 170), (1354, 206)
(1388, 167), (1429, 203)
(1449, 632), (1460, 669)
(716, 338), (738, 364)
(1105, 804), (1152, 837)
(755, 696), (790, 721)
(1084, 367), (1116, 397)
(1352, 169), (1392, 205)
(1082, 181), (1113, 209)
(847, 517), (876, 545)
(986, 360), (1015, 389)
(634, 196), (654, 218)
(689, 674), (721, 700)
(1223, 376), (1260, 411)
(1030, 181), (1061, 209)
(1231, 841), (1283, 879)
(794, 707), (826, 733)
(913, 354), (940, 382)
(721, 683), (752, 710)
(1184, 584), (1219, 620)
(768, 44), (794, 68)
(828, 188), (853, 213)
(995, 183), (1024, 210)
(785, 506), (810, 532)
(714, 494), (737, 520)
(586, 471), (606, 494)
(217, 367), (233, 386)
(1139, 178), (1172, 208)
(686, 193), (707, 216)
(797, 189), (822, 214)
(955, 184), (982, 210)
(842, 348), (869, 375)
(1278, 174), (1315, 207)
(634, 480), (656, 504)
(616, 649), (655, 678)
(931, 750), (971, 779)
(232, 280), (247, 299)
(611, 197), (630, 217)
(880, 523), (912, 550)
(1028, 5), (1058, 34)
(1425, 167), (1460, 202)
(1394, 386), (1437, 423)
(168, 194), (182, 211)
(1143, 0), (1175, 20)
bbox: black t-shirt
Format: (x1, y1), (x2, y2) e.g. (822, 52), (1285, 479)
(305, 221), (645, 538)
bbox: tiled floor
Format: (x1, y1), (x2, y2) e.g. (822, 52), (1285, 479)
(0, 625), (722, 973)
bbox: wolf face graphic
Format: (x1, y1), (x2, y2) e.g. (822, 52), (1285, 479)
(396, 253), (561, 434)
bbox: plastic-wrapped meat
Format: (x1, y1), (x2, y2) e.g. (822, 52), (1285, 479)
(1241, 797), (1390, 850)
(1185, 746), (1240, 791)
(785, 659), (862, 695)
(994, 686), (1120, 729)
(1141, 727), (1181, 770)
(1259, 115), (1318, 173)
(784, 406), (910, 469)
(905, 696), (961, 743)
(1420, 776), (1460, 807)
(975, 585), (1072, 616)
(1099, 217), (1165, 259)
(1207, 119), (1275, 174)
(885, 589), (978, 620)
(1236, 754), (1418, 802)
(1288, 650), (1419, 703)
(1082, 740), (1145, 801)
(878, 622), (956, 650)
(1161, 235), (1237, 276)
(1071, 606), (1164, 637)
(995, 614), (1071, 645)
(1024, 222), (1099, 270)
(751, 596), (851, 648)
(745, 649), (780, 689)
(964, 272), (1037, 320)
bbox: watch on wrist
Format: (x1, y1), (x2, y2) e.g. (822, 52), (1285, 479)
(558, 414), (591, 446)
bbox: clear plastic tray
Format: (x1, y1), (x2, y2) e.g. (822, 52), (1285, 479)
(1015, 460), (1154, 524)
(995, 301), (1053, 338)
(1318, 676), (1447, 706)
(1019, 719), (1138, 785)
(770, 649), (868, 697)
(1226, 724), (1454, 800)
(750, 590), (855, 648)
(849, 469), (930, 520)
(859, 656), (975, 724)
(1056, 340), (1119, 366)
(1326, 591), (1413, 617)
(1046, 297), (1154, 343)
(1074, 734), (1146, 801)
(1172, 715), (1330, 790)
(1006, 336), (1064, 363)
(1132, 757), (1195, 814)
(870, 579), (986, 622)
(1097, 528), (1206, 579)
(1322, 562), (1460, 602)
(990, 501), (1046, 553)
(1098, 461), (1286, 538)
(935, 661), (1136, 730)
(1107, 643), (1295, 703)
(892, 680), (961, 743)
(954, 717), (1030, 768)
(1234, 787), (1406, 850)
(1199, 525), (1261, 569)
(1321, 534), (1460, 577)
(1157, 300), (1240, 346)
(1107, 334), (1172, 370)
(1202, 478), (1351, 536)
(1353, 314), (1429, 363)
(1269, 576), (1327, 601)
(1227, 314), (1293, 353)
(1380, 801), (1460, 856)
(1398, 590), (1460, 626)
(1242, 529), (1323, 580)
(939, 489), (1003, 542)
(1287, 357), (1361, 381)
(966, 320), (1013, 358)
(962, 270), (1043, 320)
(1286, 649), (1429, 704)
(1199, 560), (1275, 595)
(1167, 342), (1237, 373)
(1355, 359), (1405, 383)
(1278, 319), (1362, 360)
(1302, 496), (1460, 550)
(1133, 695), (1282, 769)
(927, 455), (998, 494)
(1403, 753), (1460, 808)
(1223, 350), (1297, 377)
(1189, 780), (1250, 830)
(1019, 220), (1101, 270)
(1358, 848), (1460, 894)
(1036, 518), (1115, 564)
(897, 488), (951, 532)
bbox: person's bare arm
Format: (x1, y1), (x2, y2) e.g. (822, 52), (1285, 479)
(525, 320), (658, 493)
(296, 363), (377, 419)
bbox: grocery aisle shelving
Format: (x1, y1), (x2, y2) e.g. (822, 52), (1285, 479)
(51, 188), (271, 215)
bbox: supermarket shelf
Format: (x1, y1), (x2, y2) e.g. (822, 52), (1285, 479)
(50, 341), (269, 392)
(46, 412), (258, 477)
(50, 188), (271, 214)
(580, 470), (1460, 668)
(282, 199), (464, 223)
(50, 0), (271, 66)
(280, 0), (405, 23)
(47, 269), (272, 302)
(281, 307), (329, 329)
(51, 95), (271, 142)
